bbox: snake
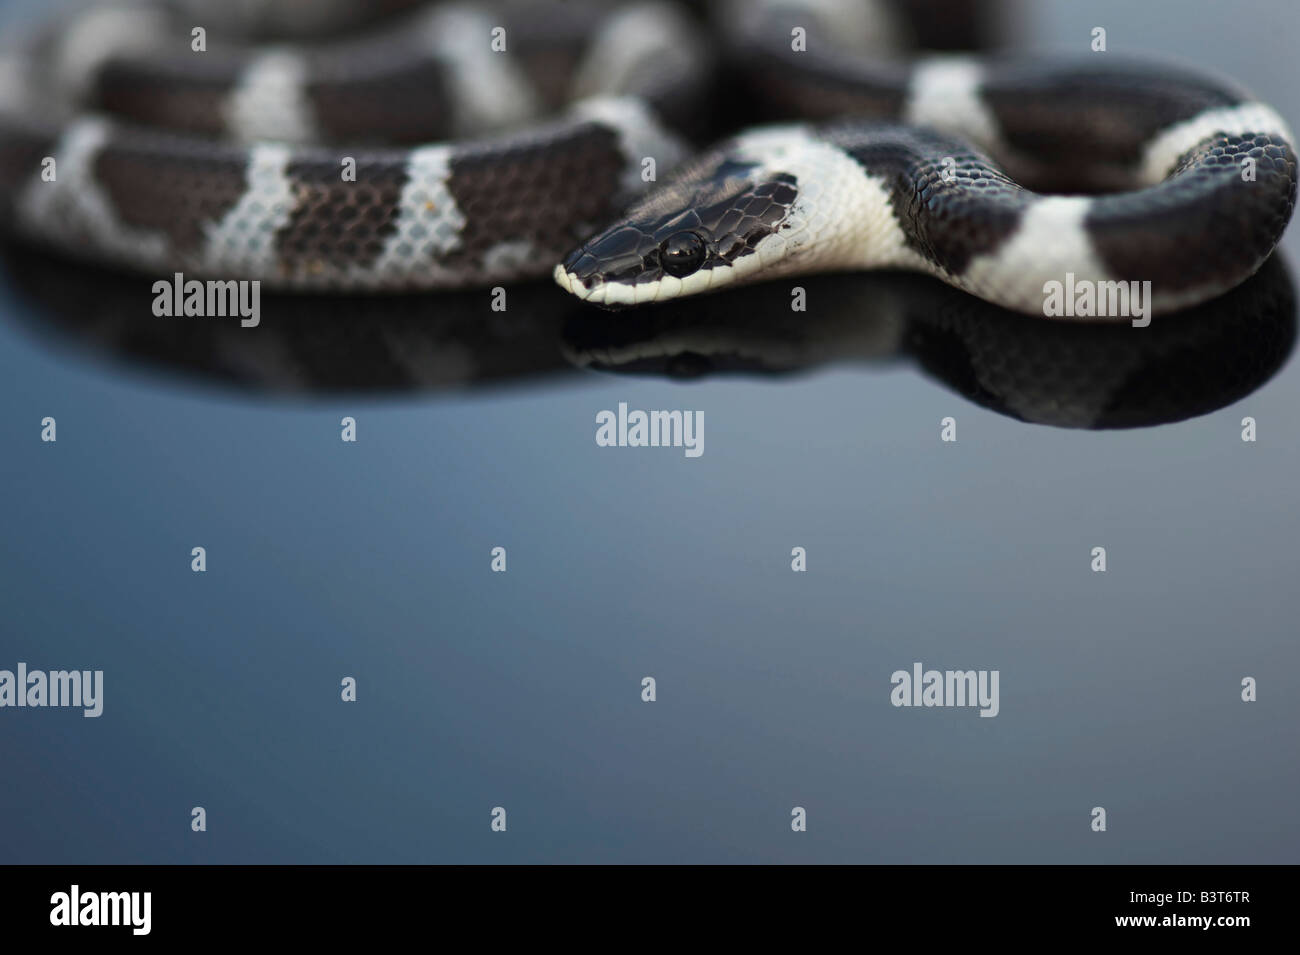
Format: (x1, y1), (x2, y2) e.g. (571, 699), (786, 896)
(0, 0), (1295, 318)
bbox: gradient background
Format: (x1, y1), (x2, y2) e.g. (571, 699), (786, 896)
(1, 0), (1297, 863)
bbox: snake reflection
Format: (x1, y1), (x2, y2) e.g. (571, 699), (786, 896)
(1, 242), (1292, 430)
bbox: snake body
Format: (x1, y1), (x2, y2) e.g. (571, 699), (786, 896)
(0, 0), (1295, 317)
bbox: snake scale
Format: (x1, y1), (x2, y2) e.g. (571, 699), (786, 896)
(0, 0), (1295, 318)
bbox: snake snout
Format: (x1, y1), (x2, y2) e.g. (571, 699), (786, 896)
(556, 224), (667, 305)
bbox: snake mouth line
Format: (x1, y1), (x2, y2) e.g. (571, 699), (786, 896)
(552, 265), (588, 299)
(554, 263), (736, 307)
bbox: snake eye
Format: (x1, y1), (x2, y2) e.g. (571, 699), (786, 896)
(660, 231), (707, 277)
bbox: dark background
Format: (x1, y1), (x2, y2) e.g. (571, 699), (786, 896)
(0, 0), (1296, 863)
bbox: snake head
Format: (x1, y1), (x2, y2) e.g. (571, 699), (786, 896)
(555, 134), (811, 307)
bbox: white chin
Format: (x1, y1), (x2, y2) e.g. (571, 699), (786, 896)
(554, 265), (737, 305)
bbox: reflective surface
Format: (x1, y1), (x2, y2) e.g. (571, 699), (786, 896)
(6, 242), (1296, 430)
(1, 0), (1299, 864)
